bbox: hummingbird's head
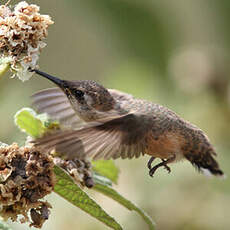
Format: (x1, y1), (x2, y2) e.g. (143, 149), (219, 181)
(33, 69), (116, 121)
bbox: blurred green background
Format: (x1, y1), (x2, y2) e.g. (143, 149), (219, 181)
(1, 0), (230, 229)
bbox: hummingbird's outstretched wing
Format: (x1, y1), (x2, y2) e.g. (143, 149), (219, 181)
(33, 113), (151, 160)
(31, 88), (84, 127)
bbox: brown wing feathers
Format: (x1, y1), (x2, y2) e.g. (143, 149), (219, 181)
(33, 114), (148, 160)
(32, 88), (82, 127)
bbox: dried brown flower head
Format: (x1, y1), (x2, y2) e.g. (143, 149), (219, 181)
(0, 143), (55, 228)
(0, 1), (53, 81)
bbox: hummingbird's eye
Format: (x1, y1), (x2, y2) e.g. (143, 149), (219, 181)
(72, 89), (84, 99)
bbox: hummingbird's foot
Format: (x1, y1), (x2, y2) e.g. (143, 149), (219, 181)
(162, 159), (171, 173)
(147, 156), (156, 170)
(148, 154), (176, 177)
(149, 160), (169, 177)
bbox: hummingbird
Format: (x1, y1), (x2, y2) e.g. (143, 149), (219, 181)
(30, 69), (224, 177)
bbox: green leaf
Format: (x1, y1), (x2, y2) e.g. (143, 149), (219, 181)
(92, 160), (119, 183)
(54, 165), (123, 230)
(93, 172), (113, 186)
(0, 217), (12, 230)
(14, 108), (46, 138)
(0, 63), (10, 78)
(93, 181), (155, 230)
(0, 57), (11, 78)
(36, 113), (58, 128)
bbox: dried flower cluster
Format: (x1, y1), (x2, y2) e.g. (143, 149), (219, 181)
(54, 157), (94, 188)
(0, 1), (53, 81)
(0, 143), (55, 228)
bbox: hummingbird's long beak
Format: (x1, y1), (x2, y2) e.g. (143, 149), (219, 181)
(32, 69), (64, 88)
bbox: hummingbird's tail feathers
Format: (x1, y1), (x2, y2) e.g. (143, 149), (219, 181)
(32, 88), (83, 127)
(185, 149), (224, 177)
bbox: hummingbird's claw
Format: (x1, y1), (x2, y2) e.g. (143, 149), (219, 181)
(147, 156), (156, 170)
(149, 167), (159, 177)
(162, 159), (171, 173)
(164, 164), (171, 173)
(148, 157), (173, 177)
